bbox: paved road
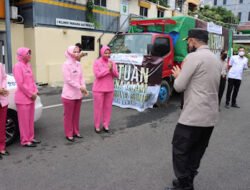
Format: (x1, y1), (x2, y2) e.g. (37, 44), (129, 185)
(0, 73), (250, 190)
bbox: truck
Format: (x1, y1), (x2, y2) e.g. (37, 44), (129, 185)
(109, 16), (232, 110)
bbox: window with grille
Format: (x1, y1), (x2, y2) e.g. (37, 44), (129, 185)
(157, 10), (164, 18)
(81, 36), (95, 51)
(140, 7), (148, 17)
(238, 12), (242, 22)
(94, 0), (106, 7)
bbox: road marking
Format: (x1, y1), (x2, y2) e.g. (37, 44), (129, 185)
(43, 99), (93, 110)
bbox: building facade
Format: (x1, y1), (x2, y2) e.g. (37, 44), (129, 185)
(201, 0), (250, 23)
(0, 0), (176, 85)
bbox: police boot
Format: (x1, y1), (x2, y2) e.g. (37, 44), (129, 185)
(172, 175), (195, 187)
(165, 177), (194, 190)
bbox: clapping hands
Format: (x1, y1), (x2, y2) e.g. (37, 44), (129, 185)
(171, 66), (181, 79)
(108, 61), (113, 71)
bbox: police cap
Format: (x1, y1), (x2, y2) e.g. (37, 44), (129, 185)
(183, 28), (209, 43)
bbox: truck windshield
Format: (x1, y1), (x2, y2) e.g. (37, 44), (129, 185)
(109, 34), (152, 55)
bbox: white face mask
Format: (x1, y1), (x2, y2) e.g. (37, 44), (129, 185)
(238, 51), (245, 56)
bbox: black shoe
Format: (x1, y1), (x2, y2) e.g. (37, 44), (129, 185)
(231, 104), (240, 108)
(0, 154), (2, 160)
(0, 150), (10, 156)
(172, 179), (180, 187)
(74, 134), (83, 138)
(95, 128), (101, 134)
(103, 127), (110, 133)
(172, 177), (195, 188)
(164, 186), (193, 190)
(66, 137), (74, 142)
(23, 143), (37, 147)
(165, 187), (193, 190)
(32, 139), (41, 144)
(166, 176), (194, 190)
(164, 187), (193, 190)
(225, 104), (230, 109)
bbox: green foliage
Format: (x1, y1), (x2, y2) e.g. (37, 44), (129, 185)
(190, 5), (239, 28)
(86, 0), (101, 29)
(86, 0), (94, 10)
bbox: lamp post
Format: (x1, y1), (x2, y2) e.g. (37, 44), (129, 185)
(4, 0), (12, 73)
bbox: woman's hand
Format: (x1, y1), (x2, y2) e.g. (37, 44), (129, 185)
(0, 88), (9, 97)
(80, 87), (89, 96)
(108, 61), (113, 71)
(31, 94), (37, 101)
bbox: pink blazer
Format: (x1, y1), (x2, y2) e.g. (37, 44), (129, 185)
(92, 45), (119, 92)
(61, 62), (86, 100)
(0, 63), (8, 107)
(61, 45), (86, 100)
(13, 62), (38, 104)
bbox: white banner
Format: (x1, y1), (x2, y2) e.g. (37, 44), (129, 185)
(111, 53), (144, 66)
(56, 18), (95, 29)
(112, 56), (163, 112)
(207, 22), (222, 35)
(113, 85), (160, 112)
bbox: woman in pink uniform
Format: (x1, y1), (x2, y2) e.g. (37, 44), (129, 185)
(92, 45), (119, 133)
(13, 47), (40, 147)
(62, 45), (88, 142)
(0, 62), (9, 158)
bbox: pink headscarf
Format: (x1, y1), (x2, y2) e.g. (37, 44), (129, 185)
(65, 45), (77, 63)
(100, 45), (111, 61)
(16, 47), (31, 63)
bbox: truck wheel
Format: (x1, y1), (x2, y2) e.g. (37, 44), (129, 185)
(156, 80), (171, 107)
(6, 110), (19, 146)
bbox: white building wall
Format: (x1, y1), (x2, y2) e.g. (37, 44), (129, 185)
(202, 0), (250, 23)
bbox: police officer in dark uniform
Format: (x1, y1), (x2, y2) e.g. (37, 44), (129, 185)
(165, 29), (221, 190)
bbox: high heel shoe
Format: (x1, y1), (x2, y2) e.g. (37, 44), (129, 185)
(32, 139), (41, 144)
(0, 150), (10, 156)
(95, 128), (101, 134)
(74, 134), (83, 138)
(66, 137), (74, 142)
(103, 127), (110, 133)
(23, 143), (37, 147)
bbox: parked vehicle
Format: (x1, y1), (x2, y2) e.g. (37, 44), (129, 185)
(6, 74), (43, 145)
(109, 16), (232, 106)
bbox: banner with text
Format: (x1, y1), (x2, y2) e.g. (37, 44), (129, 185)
(111, 54), (163, 112)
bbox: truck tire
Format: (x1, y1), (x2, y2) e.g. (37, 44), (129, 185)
(156, 80), (172, 107)
(6, 110), (19, 146)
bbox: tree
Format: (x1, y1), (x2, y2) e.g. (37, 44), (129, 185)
(190, 5), (239, 28)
